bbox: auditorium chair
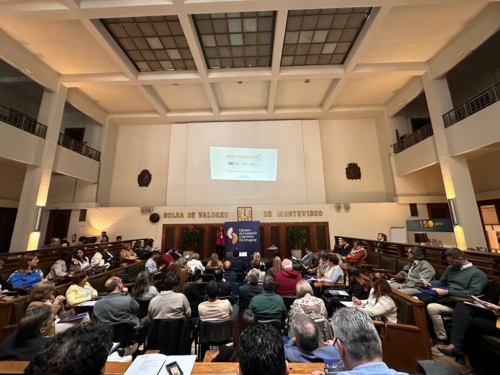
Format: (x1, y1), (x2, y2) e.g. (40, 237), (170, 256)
(146, 318), (194, 355)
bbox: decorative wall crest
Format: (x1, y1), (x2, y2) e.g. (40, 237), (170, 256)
(346, 163), (361, 180)
(137, 169), (152, 187)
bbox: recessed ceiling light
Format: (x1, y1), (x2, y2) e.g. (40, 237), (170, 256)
(173, 83), (179, 86)
(238, 81), (242, 84)
(305, 79), (310, 84)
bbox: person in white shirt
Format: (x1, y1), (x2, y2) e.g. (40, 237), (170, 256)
(198, 280), (234, 321)
(91, 246), (113, 270)
(352, 274), (397, 323)
(187, 252), (205, 273)
(148, 273), (190, 320)
(72, 249), (91, 273)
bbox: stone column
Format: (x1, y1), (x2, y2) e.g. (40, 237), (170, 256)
(10, 83), (67, 251)
(422, 72), (486, 249)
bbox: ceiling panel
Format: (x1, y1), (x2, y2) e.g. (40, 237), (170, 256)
(0, 19), (122, 74)
(275, 79), (332, 108)
(214, 81), (269, 109)
(78, 86), (155, 113)
(154, 84), (211, 111)
(359, 3), (486, 63)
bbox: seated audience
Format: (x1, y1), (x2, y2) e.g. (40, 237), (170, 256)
(437, 299), (500, 370)
(206, 252), (222, 269)
(27, 281), (64, 334)
(285, 314), (340, 363)
(289, 280), (328, 326)
(312, 309), (408, 375)
(249, 276), (286, 322)
(300, 248), (315, 269)
(239, 269), (263, 299)
(266, 256), (282, 277)
(145, 250), (166, 279)
(414, 248), (488, 343)
(248, 251), (265, 271)
(265, 250), (281, 271)
(47, 250), (73, 282)
(144, 238), (155, 251)
(212, 309), (258, 362)
(7, 254), (43, 290)
(65, 272), (98, 306)
(389, 247), (435, 295)
(353, 274), (397, 323)
(337, 238), (353, 257)
(149, 273), (191, 319)
(312, 254), (344, 296)
(230, 249), (247, 274)
(223, 260), (237, 283)
(214, 268), (233, 297)
(93, 276), (140, 332)
(343, 240), (367, 262)
(116, 235), (123, 243)
(42, 237), (61, 248)
(72, 249), (91, 272)
(244, 260), (265, 284)
(24, 320), (112, 375)
(326, 267), (371, 317)
(237, 323), (287, 375)
(161, 247), (175, 265)
(0, 305), (52, 361)
(174, 267), (201, 317)
(120, 243), (138, 262)
(187, 252), (205, 273)
(131, 271), (159, 299)
(100, 235), (109, 243)
(90, 245), (113, 270)
(305, 252), (320, 275)
(0, 259), (13, 291)
(274, 258), (302, 296)
(198, 280), (233, 320)
(376, 233), (387, 252)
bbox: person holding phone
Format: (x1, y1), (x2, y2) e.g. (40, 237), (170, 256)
(389, 247), (436, 295)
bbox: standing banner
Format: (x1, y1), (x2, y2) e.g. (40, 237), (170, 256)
(224, 221), (260, 257)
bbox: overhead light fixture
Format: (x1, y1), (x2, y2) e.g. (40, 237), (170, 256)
(173, 83), (179, 86)
(305, 79), (310, 84)
(238, 81), (242, 84)
(34, 206), (45, 232)
(448, 198), (459, 226)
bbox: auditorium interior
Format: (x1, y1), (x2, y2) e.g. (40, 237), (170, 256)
(1, 0), (500, 374)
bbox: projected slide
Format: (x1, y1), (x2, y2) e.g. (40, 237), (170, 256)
(210, 146), (278, 181)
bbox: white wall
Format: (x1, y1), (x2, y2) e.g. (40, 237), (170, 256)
(53, 146), (100, 183)
(0, 82), (43, 119)
(60, 104), (102, 150)
(110, 125), (171, 207)
(393, 136), (439, 176)
(320, 119), (387, 203)
(0, 159), (26, 203)
(391, 162), (446, 197)
(0, 121), (45, 165)
(469, 150), (500, 195)
(47, 175), (97, 204)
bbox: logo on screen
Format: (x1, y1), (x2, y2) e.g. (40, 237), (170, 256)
(226, 228), (238, 244)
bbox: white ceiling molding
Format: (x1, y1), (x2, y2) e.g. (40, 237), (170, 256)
(384, 76), (424, 118)
(66, 88), (108, 126)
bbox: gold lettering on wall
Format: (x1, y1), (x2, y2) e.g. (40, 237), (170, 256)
(275, 210), (322, 217)
(163, 210), (322, 220)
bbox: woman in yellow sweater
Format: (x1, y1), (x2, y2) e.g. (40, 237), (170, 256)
(65, 272), (98, 306)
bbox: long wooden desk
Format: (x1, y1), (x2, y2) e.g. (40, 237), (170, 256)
(0, 362), (321, 375)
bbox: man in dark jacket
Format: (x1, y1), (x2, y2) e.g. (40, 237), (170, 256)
(338, 238), (353, 257)
(239, 269), (263, 299)
(214, 268), (233, 297)
(274, 259), (302, 296)
(230, 249), (247, 274)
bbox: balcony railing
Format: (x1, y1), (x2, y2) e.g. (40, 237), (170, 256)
(443, 81), (500, 128)
(58, 133), (101, 161)
(0, 104), (47, 139)
(392, 123), (434, 154)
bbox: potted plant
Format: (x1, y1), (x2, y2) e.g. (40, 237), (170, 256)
(287, 225), (307, 258)
(179, 227), (200, 257)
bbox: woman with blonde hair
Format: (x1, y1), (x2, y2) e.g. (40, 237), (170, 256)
(248, 252), (264, 271)
(187, 252), (205, 273)
(206, 252), (222, 269)
(266, 256), (282, 276)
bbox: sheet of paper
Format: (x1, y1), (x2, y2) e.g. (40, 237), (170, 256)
(464, 301), (487, 310)
(78, 300), (98, 307)
(340, 301), (354, 307)
(332, 290), (349, 296)
(124, 354), (167, 375)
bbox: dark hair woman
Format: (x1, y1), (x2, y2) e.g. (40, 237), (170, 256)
(326, 267), (371, 317)
(211, 309), (258, 362)
(173, 268), (202, 317)
(131, 271), (159, 299)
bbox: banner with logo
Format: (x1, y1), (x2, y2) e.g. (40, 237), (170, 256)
(406, 218), (454, 232)
(224, 221), (260, 257)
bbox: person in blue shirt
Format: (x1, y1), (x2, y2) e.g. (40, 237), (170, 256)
(8, 254), (43, 290)
(312, 309), (408, 375)
(284, 314), (340, 363)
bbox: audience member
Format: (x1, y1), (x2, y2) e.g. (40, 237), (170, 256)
(230, 249), (247, 274)
(244, 260), (265, 284)
(42, 237), (61, 248)
(266, 256), (282, 277)
(187, 252), (205, 273)
(65, 272), (98, 306)
(376, 233), (387, 252)
(27, 281), (64, 328)
(249, 276), (286, 322)
(275, 259), (302, 296)
(312, 254), (344, 297)
(198, 280), (233, 320)
(90, 245), (113, 270)
(315, 254), (329, 278)
(237, 324), (288, 375)
(24, 320), (112, 375)
(353, 274), (397, 323)
(100, 235), (109, 243)
(7, 254), (43, 290)
(239, 269), (263, 299)
(144, 238), (155, 251)
(414, 248), (488, 342)
(327, 267), (370, 317)
(265, 250), (281, 271)
(120, 243), (138, 263)
(223, 260), (237, 283)
(116, 235), (123, 243)
(343, 240), (367, 262)
(305, 252), (321, 275)
(149, 273), (191, 319)
(0, 259), (13, 291)
(285, 314), (340, 363)
(248, 252), (265, 271)
(145, 251), (166, 279)
(289, 280), (328, 327)
(162, 247), (175, 265)
(311, 309), (408, 375)
(212, 309), (258, 362)
(206, 252), (223, 269)
(0, 305), (52, 361)
(72, 249), (91, 272)
(337, 238), (353, 257)
(131, 271), (159, 299)
(389, 247), (435, 295)
(93, 276), (140, 332)
(174, 267), (202, 317)
(301, 248), (315, 269)
(214, 268), (233, 297)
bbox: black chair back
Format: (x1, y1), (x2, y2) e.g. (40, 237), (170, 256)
(197, 319), (235, 361)
(200, 274), (215, 282)
(146, 318), (192, 355)
(195, 282), (208, 296)
(238, 296), (253, 311)
(235, 272), (245, 285)
(282, 296), (297, 312)
(258, 319), (282, 333)
(110, 322), (136, 347)
(219, 295), (235, 305)
(135, 298), (151, 318)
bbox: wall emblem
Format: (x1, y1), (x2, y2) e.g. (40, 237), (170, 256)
(346, 163), (361, 180)
(138, 169), (152, 187)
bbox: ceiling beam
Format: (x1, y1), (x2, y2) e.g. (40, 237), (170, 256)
(384, 76), (424, 117)
(137, 85), (168, 117)
(321, 79), (345, 112)
(268, 10), (287, 113)
(66, 88), (108, 126)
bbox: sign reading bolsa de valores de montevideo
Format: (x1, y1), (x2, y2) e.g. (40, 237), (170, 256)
(406, 218), (454, 232)
(163, 210), (323, 219)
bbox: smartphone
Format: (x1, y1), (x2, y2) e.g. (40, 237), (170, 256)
(166, 361), (183, 375)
